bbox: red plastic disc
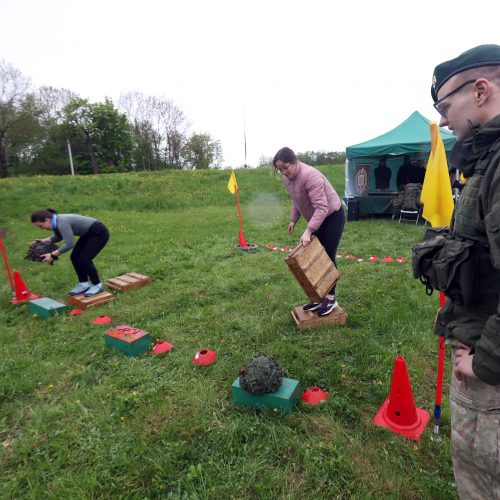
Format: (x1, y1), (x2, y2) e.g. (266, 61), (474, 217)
(69, 308), (84, 316)
(92, 315), (113, 325)
(301, 386), (329, 405)
(151, 341), (174, 354)
(382, 256), (394, 262)
(369, 256), (380, 262)
(346, 254), (357, 260)
(193, 349), (217, 366)
(396, 257), (408, 263)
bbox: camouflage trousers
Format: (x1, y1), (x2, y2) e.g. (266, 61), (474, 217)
(450, 349), (500, 499)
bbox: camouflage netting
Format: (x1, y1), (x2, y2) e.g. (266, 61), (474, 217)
(239, 354), (284, 395)
(26, 241), (59, 264)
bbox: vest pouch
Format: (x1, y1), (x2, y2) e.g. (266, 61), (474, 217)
(412, 235), (447, 294)
(432, 239), (475, 305)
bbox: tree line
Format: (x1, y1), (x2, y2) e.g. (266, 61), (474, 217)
(1, 60), (346, 178)
(0, 60), (223, 177)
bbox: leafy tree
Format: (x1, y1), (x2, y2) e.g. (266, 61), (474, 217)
(61, 98), (133, 174)
(16, 86), (78, 175)
(0, 60), (32, 177)
(182, 132), (222, 169)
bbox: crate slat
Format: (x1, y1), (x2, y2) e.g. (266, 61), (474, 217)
(106, 272), (151, 292)
(286, 237), (339, 301)
(291, 305), (347, 329)
(67, 291), (115, 309)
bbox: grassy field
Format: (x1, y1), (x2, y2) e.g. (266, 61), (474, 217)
(0, 166), (457, 499)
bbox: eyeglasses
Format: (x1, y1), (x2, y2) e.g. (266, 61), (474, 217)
(433, 79), (476, 118)
(275, 162), (291, 173)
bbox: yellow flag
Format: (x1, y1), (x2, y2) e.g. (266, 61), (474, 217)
(227, 171), (238, 194)
(421, 123), (454, 227)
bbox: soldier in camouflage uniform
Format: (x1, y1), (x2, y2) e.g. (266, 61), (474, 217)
(431, 45), (500, 499)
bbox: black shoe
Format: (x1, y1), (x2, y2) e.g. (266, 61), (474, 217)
(303, 301), (321, 312)
(318, 297), (338, 316)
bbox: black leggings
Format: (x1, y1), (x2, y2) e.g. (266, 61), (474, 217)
(70, 222), (109, 284)
(314, 208), (345, 295)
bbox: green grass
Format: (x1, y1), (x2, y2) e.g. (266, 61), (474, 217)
(0, 166), (457, 498)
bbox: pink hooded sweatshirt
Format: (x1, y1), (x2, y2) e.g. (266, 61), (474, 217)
(283, 162), (341, 232)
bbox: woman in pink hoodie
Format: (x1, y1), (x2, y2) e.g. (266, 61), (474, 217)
(273, 147), (344, 316)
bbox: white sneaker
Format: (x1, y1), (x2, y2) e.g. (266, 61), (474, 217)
(84, 283), (103, 297)
(68, 282), (90, 296)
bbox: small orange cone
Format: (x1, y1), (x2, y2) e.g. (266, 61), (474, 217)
(373, 355), (430, 440)
(11, 270), (41, 304)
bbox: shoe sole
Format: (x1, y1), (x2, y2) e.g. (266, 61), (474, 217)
(68, 289), (90, 296)
(303, 303), (321, 312)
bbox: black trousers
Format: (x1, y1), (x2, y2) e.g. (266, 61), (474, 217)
(70, 221), (109, 284)
(313, 208), (345, 295)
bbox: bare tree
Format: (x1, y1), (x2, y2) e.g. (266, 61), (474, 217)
(118, 92), (188, 169)
(0, 60), (32, 177)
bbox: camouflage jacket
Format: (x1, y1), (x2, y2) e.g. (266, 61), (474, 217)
(436, 114), (500, 384)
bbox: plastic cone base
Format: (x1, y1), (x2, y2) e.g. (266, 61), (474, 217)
(301, 386), (329, 405)
(234, 243), (258, 251)
(193, 349), (217, 366)
(69, 308), (84, 316)
(151, 341), (174, 354)
(373, 355), (430, 441)
(93, 315), (113, 325)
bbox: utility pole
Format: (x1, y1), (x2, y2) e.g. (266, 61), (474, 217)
(67, 140), (75, 176)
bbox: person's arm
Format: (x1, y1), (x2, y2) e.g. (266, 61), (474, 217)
(290, 202), (300, 228)
(54, 218), (76, 254)
(305, 175), (329, 233)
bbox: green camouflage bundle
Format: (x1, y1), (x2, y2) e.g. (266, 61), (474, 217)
(26, 241), (59, 264)
(239, 354), (284, 395)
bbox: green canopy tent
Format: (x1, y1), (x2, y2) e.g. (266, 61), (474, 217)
(344, 111), (456, 217)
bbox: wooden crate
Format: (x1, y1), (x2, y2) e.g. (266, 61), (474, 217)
(286, 236), (340, 302)
(291, 305), (348, 329)
(67, 291), (115, 309)
(106, 272), (150, 292)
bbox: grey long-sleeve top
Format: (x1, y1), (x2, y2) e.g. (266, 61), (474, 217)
(49, 214), (97, 254)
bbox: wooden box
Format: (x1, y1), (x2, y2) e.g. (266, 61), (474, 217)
(67, 291), (115, 309)
(104, 324), (151, 357)
(291, 305), (348, 329)
(286, 236), (340, 302)
(28, 297), (67, 319)
(232, 377), (301, 413)
(106, 272), (150, 292)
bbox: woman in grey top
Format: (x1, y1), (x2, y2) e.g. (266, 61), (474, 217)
(31, 208), (110, 297)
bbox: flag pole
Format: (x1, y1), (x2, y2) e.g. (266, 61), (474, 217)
(433, 291), (446, 434)
(0, 238), (14, 291)
(234, 186), (247, 247)
(421, 123), (454, 436)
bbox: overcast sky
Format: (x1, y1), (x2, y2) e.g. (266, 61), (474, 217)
(2, 0), (499, 167)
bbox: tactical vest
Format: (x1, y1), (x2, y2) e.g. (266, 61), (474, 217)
(451, 141), (500, 309)
(452, 158), (489, 243)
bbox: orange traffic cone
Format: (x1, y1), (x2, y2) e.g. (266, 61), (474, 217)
(11, 270), (41, 304)
(373, 355), (430, 441)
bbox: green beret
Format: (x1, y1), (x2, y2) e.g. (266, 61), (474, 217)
(431, 44), (500, 102)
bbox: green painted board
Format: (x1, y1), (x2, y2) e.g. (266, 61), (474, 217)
(232, 377), (301, 413)
(28, 297), (67, 319)
(104, 332), (151, 357)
